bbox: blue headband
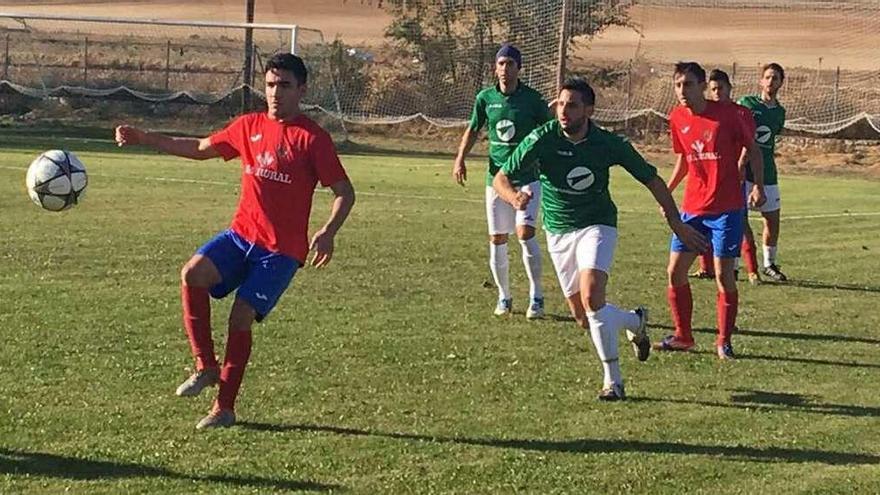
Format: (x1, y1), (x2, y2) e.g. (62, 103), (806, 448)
(496, 44), (522, 68)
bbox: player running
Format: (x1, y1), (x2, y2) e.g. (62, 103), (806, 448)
(115, 53), (356, 429)
(738, 63), (788, 282)
(655, 62), (765, 360)
(453, 43), (551, 319)
(494, 78), (706, 400)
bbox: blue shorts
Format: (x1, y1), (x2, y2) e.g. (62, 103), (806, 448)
(196, 229), (299, 322)
(670, 210), (745, 258)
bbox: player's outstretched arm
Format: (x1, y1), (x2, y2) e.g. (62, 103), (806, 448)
(114, 125), (220, 161)
(309, 178), (356, 268)
(453, 127), (478, 186)
(644, 175), (708, 253)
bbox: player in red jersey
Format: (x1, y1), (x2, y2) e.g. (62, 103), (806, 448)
(115, 53), (356, 428)
(655, 62), (765, 360)
(669, 69), (761, 285)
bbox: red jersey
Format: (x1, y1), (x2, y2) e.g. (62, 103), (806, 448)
(210, 112), (348, 263)
(668, 100), (753, 215)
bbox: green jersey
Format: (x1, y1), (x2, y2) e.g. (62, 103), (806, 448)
(501, 120), (658, 233)
(468, 81), (551, 186)
(737, 95), (786, 185)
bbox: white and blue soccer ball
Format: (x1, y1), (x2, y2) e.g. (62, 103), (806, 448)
(26, 150), (88, 212)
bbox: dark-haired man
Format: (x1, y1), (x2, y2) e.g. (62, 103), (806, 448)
(494, 78), (705, 400)
(657, 62), (765, 360)
(453, 43), (551, 319)
(115, 53), (356, 429)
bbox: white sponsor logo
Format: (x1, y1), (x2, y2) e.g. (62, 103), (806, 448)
(245, 164), (292, 184)
(256, 151), (275, 168)
(755, 125), (773, 144)
(255, 293), (269, 301)
(687, 140), (720, 162)
(681, 125), (691, 134)
(557, 149), (574, 156)
(566, 166), (595, 191)
(250, 133), (262, 142)
(496, 119), (516, 142)
(487, 103), (504, 109)
(691, 140), (706, 154)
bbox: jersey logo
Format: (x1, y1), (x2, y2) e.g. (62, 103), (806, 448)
(681, 125), (691, 134)
(566, 166), (595, 191)
(691, 140), (706, 154)
(755, 125), (773, 144)
(496, 119), (516, 142)
(250, 133), (262, 142)
(556, 149), (573, 156)
(702, 129), (714, 143)
(256, 151), (275, 168)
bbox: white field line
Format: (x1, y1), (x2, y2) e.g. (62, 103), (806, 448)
(3, 165), (879, 218)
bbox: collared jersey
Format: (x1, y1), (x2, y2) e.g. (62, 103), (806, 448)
(210, 112), (349, 263)
(737, 95), (786, 185)
(501, 120), (658, 233)
(468, 81), (551, 186)
(668, 100), (753, 214)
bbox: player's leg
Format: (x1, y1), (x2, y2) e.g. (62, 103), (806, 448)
(709, 210), (744, 360)
(575, 226), (647, 401)
(546, 230), (584, 328)
(692, 251), (715, 279)
(516, 181), (544, 319)
(176, 230), (248, 397)
(760, 186), (786, 281)
(198, 245), (299, 429)
(487, 186), (514, 315)
(741, 211), (761, 285)
(657, 215), (704, 351)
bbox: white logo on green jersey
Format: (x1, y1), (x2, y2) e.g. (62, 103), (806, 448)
(756, 125), (773, 144)
(566, 166), (595, 191)
(496, 119), (516, 142)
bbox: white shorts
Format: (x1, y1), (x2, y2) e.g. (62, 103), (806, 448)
(546, 225), (618, 297)
(746, 181), (781, 213)
(486, 181), (540, 234)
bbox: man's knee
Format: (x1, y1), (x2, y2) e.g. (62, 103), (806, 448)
(490, 234), (509, 245)
(181, 256), (218, 287)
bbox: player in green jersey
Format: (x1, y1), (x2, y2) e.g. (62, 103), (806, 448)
(738, 63), (788, 282)
(494, 78), (706, 400)
(453, 44), (552, 319)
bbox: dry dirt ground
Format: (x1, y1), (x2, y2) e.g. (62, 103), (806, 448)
(2, 0), (878, 179)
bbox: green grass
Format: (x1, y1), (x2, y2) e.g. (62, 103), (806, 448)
(1, 134), (879, 494)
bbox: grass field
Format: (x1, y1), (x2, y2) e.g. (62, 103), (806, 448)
(1, 132), (879, 494)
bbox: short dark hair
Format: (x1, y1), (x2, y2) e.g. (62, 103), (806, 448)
(762, 62), (785, 81)
(560, 77), (596, 106)
(266, 53), (308, 85)
(674, 61), (706, 83)
(708, 69), (731, 87)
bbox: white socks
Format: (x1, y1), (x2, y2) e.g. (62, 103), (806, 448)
(519, 237), (543, 300)
(763, 245), (778, 267)
(587, 305), (625, 387)
(489, 243), (511, 300)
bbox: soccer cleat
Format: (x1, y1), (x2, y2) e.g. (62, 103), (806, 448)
(195, 408), (236, 430)
(598, 383), (626, 401)
(625, 306), (650, 362)
(493, 298), (513, 316)
(175, 368), (219, 397)
(689, 269), (715, 280)
(717, 342), (736, 360)
(748, 272), (762, 285)
(763, 264), (788, 282)
(653, 335), (695, 352)
(525, 298), (545, 320)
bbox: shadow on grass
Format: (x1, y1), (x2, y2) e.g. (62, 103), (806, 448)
(631, 388), (880, 419)
(767, 278), (880, 294)
(239, 422), (878, 466)
(688, 349), (880, 369)
(0, 448), (339, 492)
(652, 323), (880, 345)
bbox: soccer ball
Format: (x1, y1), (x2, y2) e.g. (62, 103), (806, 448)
(25, 150), (88, 211)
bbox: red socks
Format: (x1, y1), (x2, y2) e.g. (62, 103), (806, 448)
(181, 285), (217, 371)
(667, 284), (694, 344)
(716, 291), (738, 346)
(741, 238), (759, 275)
(699, 252), (714, 274)
(217, 330), (253, 412)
